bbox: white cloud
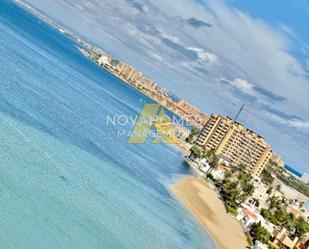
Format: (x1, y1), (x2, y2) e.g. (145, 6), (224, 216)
(159, 32), (182, 44)
(306, 59), (309, 72)
(289, 119), (309, 129)
(18, 0), (309, 170)
(228, 78), (254, 95)
(259, 109), (309, 132)
(187, 47), (217, 63)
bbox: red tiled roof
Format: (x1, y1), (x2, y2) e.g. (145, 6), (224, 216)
(243, 208), (258, 221)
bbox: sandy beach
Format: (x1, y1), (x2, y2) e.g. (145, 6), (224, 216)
(172, 177), (249, 249)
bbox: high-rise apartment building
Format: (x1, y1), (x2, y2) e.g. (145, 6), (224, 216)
(116, 63), (142, 84)
(196, 114), (273, 176)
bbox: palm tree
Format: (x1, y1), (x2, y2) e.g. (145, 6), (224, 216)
(205, 148), (215, 159)
(187, 127), (200, 143)
(189, 145), (202, 159)
(238, 163), (246, 172)
(224, 170), (233, 179)
(208, 154), (220, 173)
(267, 196), (282, 210)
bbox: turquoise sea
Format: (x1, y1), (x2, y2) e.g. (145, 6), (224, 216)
(0, 1), (215, 248)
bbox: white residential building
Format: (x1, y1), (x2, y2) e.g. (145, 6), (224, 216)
(252, 241), (268, 249)
(271, 152), (284, 168)
(237, 201), (276, 236)
(98, 54), (110, 65)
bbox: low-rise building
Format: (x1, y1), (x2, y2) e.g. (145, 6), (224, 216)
(301, 173), (309, 185)
(137, 76), (158, 91)
(271, 152), (285, 168)
(252, 241), (268, 249)
(237, 201), (276, 236)
(272, 227), (299, 249)
(295, 233), (309, 249)
(97, 54), (121, 70)
(286, 205), (303, 219)
(98, 54), (111, 65)
(177, 100), (200, 116)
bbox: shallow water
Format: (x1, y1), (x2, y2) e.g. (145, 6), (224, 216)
(0, 1), (215, 248)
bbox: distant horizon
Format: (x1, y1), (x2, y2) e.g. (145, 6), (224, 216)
(17, 0), (309, 173)
(284, 164), (304, 177)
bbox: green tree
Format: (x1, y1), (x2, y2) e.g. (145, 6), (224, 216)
(261, 169), (275, 185)
(205, 148), (215, 159)
(274, 207), (289, 223)
(266, 187), (273, 195)
(267, 196), (282, 210)
(187, 127), (200, 143)
(250, 223), (271, 244)
(238, 172), (252, 184)
(241, 181), (255, 196)
(261, 208), (278, 225)
(189, 145), (203, 158)
(239, 163), (246, 172)
(261, 203), (309, 238)
(208, 154), (220, 173)
(224, 170), (233, 179)
(294, 217), (309, 238)
(223, 181), (239, 204)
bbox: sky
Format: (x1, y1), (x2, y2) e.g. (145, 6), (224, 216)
(19, 0), (309, 173)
